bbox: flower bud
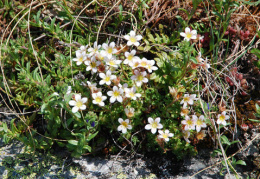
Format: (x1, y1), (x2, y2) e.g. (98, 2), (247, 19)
(240, 124), (249, 131)
(241, 79), (247, 85)
(169, 86), (177, 98)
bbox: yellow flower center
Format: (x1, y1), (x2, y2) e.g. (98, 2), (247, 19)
(137, 75), (143, 81)
(151, 122), (158, 128)
(140, 61), (147, 67)
(76, 101), (83, 108)
(219, 115), (225, 121)
(184, 96), (190, 102)
(91, 62), (96, 68)
(107, 47), (113, 54)
(104, 76), (110, 82)
(95, 96), (102, 103)
(121, 121), (128, 128)
(196, 120), (203, 126)
(186, 33), (192, 39)
(187, 119), (193, 126)
(129, 37), (137, 43)
(134, 62), (139, 68)
(127, 55), (133, 61)
(129, 92), (135, 98)
(162, 134), (168, 139)
(114, 91), (120, 97)
(109, 61), (116, 66)
(79, 57), (84, 62)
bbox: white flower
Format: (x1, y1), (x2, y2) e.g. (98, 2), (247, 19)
(99, 70), (116, 85)
(88, 41), (101, 57)
(145, 117), (163, 134)
(95, 52), (106, 61)
(73, 52), (87, 65)
(158, 130), (174, 142)
(138, 58), (149, 68)
(131, 70), (148, 87)
(180, 94), (198, 108)
(92, 92), (107, 106)
(107, 86), (124, 103)
(117, 118), (132, 134)
(182, 130), (191, 143)
(85, 56), (101, 73)
(118, 83), (128, 92)
(192, 115), (207, 132)
(181, 115), (195, 131)
(124, 86), (141, 100)
(196, 52), (204, 64)
(217, 111), (230, 126)
(101, 42), (117, 59)
(146, 60), (158, 73)
(124, 50), (139, 65)
(69, 94), (88, 113)
(200, 57), (211, 71)
(129, 58), (141, 69)
(76, 45), (88, 57)
(105, 56), (121, 68)
(125, 107), (135, 118)
(124, 30), (142, 47)
(180, 27), (197, 41)
(87, 81), (101, 93)
(66, 86), (72, 95)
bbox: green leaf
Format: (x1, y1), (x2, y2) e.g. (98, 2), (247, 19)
(68, 140), (78, 146)
(256, 104), (260, 112)
(2, 122), (8, 132)
(251, 48), (260, 59)
(236, 160), (246, 166)
(248, 119), (260, 123)
(86, 131), (99, 142)
(221, 135), (231, 145)
(176, 16), (186, 27)
(83, 145), (91, 152)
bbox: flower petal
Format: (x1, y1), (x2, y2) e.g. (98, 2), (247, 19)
(118, 118), (123, 123)
(151, 128), (157, 134)
(80, 105), (86, 110)
(69, 100), (76, 106)
(110, 97), (116, 103)
(185, 27), (191, 33)
(72, 106), (79, 113)
(148, 117), (154, 124)
(74, 94), (81, 101)
(145, 124), (152, 130)
(155, 117), (161, 123)
(82, 98), (88, 103)
(136, 35), (142, 41)
(130, 30), (135, 36)
(180, 32), (186, 37)
(124, 35), (130, 40)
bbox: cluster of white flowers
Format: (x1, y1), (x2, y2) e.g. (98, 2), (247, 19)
(144, 117), (174, 143)
(179, 92), (230, 143)
(68, 27), (220, 148)
(180, 27), (210, 71)
(116, 116), (174, 143)
(68, 30), (159, 114)
(181, 115), (207, 132)
(179, 93), (205, 143)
